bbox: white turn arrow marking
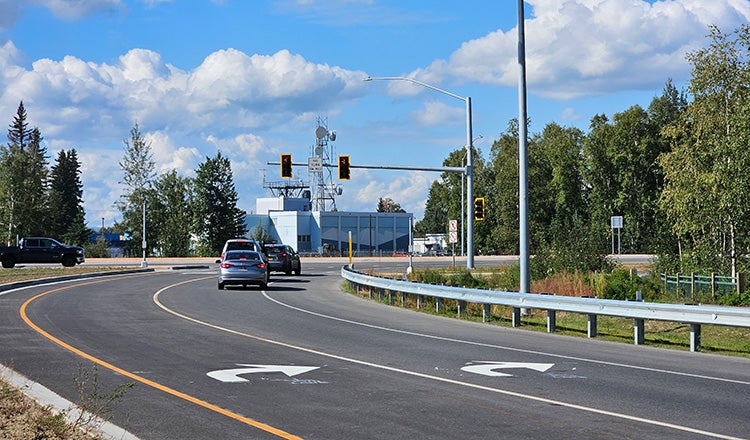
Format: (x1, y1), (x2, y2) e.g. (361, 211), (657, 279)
(461, 362), (555, 377)
(207, 364), (320, 383)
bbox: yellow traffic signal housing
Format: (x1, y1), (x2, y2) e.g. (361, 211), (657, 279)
(338, 155), (351, 180)
(474, 197), (485, 221)
(280, 154), (292, 178)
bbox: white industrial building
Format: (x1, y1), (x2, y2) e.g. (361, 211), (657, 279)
(246, 196), (413, 256)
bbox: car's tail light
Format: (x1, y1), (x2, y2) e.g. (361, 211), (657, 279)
(255, 263), (266, 269)
(280, 253), (288, 257)
(220, 262), (233, 268)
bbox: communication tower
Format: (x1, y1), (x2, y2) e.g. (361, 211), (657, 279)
(310, 117), (342, 211)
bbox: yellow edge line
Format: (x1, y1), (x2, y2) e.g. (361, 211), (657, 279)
(18, 274), (302, 440)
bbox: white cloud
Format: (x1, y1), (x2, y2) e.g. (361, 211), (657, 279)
(353, 170), (432, 217)
(404, 0), (750, 99)
(29, 0), (124, 20)
(413, 100), (465, 127)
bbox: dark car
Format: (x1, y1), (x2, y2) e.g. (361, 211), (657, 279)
(218, 250), (269, 289)
(263, 244), (301, 275)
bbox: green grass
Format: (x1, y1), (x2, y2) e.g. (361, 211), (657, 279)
(0, 266), (133, 285)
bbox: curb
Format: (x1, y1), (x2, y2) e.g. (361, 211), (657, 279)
(0, 364), (140, 440)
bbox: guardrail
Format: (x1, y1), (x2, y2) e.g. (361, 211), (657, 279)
(341, 265), (750, 352)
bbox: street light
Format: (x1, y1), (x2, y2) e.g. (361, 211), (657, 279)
(364, 76), (476, 269)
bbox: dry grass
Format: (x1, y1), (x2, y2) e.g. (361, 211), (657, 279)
(0, 380), (102, 440)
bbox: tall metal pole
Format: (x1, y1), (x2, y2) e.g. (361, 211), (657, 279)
(363, 76), (475, 269)
(465, 97), (474, 269)
(518, 0), (530, 294)
(141, 201), (148, 268)
(461, 154), (465, 257)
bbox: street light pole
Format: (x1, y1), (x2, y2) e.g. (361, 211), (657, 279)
(364, 76), (475, 269)
(518, 0), (530, 294)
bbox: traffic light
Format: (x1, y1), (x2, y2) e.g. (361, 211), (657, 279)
(474, 197), (485, 221)
(280, 154), (292, 178)
(338, 155), (350, 180)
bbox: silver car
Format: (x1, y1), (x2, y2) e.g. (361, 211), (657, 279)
(217, 250), (269, 289)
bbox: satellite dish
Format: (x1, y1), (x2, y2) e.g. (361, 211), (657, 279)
(329, 131), (336, 141)
(314, 146), (323, 155)
(336, 185), (343, 195)
(315, 126), (327, 139)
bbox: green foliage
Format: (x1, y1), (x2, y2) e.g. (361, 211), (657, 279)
(115, 123), (157, 257)
(447, 269), (486, 289)
(0, 103), (49, 241)
(192, 152), (247, 256)
(151, 170), (193, 256)
(83, 236), (111, 258)
(408, 268), (446, 285)
(589, 269), (661, 301)
(250, 222), (274, 245)
(48, 149), (91, 245)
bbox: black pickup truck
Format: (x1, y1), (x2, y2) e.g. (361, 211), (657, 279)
(0, 237), (85, 268)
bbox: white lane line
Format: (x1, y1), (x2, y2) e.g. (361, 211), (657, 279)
(263, 292), (750, 386)
(152, 278), (745, 440)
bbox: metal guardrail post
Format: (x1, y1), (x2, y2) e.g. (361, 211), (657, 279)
(457, 300), (466, 318)
(634, 319), (645, 345)
(547, 310), (556, 333)
(587, 314), (597, 338)
(690, 323), (701, 352)
(482, 304), (491, 322)
(512, 308), (521, 327)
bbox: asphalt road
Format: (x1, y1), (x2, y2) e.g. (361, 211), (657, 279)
(1, 260), (748, 439)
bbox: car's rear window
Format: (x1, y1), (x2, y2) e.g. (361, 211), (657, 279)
(225, 251), (260, 260)
(265, 246), (285, 255)
(226, 241), (258, 251)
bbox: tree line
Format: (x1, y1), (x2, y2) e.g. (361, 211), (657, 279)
(0, 102), (89, 246)
(0, 105), (247, 257)
(415, 25), (750, 277)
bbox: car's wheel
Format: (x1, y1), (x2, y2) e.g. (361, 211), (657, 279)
(259, 281), (267, 289)
(294, 264), (301, 275)
(218, 281), (224, 290)
(61, 255), (76, 267)
(1, 256), (15, 269)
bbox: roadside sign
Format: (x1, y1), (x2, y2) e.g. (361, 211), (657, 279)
(308, 157), (323, 173)
(449, 220), (458, 244)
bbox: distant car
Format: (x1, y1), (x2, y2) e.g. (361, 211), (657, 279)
(220, 238), (264, 259)
(218, 238), (270, 279)
(263, 244), (301, 275)
(217, 250), (269, 289)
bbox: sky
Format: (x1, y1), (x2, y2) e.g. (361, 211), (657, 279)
(1, 0), (749, 228)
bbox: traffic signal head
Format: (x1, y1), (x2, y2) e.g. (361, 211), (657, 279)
(338, 155), (350, 180)
(280, 154), (292, 178)
(474, 197), (485, 221)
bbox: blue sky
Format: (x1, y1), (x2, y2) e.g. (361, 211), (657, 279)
(1, 0), (749, 227)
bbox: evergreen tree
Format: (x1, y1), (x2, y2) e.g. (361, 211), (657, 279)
(48, 149), (90, 245)
(0, 102), (48, 242)
(192, 152), (247, 256)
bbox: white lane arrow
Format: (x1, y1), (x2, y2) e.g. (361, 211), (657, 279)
(207, 364), (320, 383)
(461, 362), (554, 377)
